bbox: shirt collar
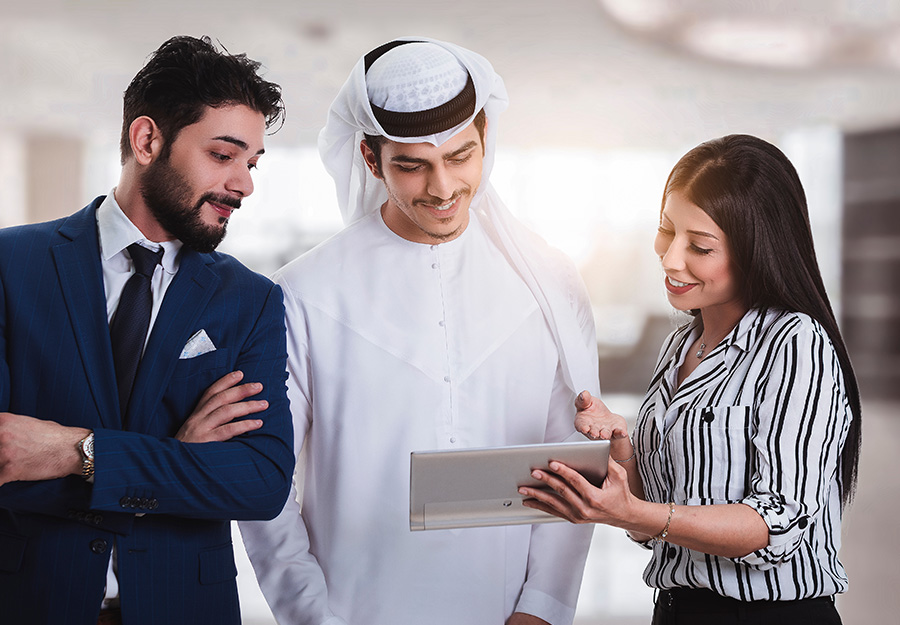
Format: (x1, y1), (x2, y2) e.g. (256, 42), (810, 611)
(672, 307), (762, 369)
(97, 190), (182, 274)
(722, 307), (764, 354)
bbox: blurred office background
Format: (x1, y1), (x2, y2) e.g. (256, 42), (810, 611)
(2, 0), (898, 622)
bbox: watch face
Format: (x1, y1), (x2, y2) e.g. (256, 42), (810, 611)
(82, 434), (94, 460)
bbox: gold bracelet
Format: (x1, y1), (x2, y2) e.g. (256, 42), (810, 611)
(653, 502), (675, 543)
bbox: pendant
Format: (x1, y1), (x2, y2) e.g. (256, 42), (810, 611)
(695, 342), (706, 359)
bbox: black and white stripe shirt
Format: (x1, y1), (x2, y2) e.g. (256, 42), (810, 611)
(634, 307), (851, 600)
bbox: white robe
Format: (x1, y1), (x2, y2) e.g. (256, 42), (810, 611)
(240, 209), (596, 625)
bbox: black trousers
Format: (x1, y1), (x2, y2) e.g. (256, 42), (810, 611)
(651, 587), (842, 625)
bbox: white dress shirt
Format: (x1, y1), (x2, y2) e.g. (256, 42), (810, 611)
(95, 191), (182, 606)
(634, 307), (851, 601)
(240, 209), (595, 625)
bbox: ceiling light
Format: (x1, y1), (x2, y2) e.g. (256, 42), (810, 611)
(681, 20), (829, 68)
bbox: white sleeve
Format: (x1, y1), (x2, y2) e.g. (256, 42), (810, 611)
(515, 362), (596, 625)
(238, 283), (347, 625)
(516, 269), (600, 625)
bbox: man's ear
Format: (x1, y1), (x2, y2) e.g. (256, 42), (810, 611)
(128, 116), (165, 166)
(359, 139), (382, 180)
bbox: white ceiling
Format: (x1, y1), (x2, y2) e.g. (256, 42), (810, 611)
(3, 0), (900, 151)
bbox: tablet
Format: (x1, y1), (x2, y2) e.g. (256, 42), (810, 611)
(409, 439), (609, 531)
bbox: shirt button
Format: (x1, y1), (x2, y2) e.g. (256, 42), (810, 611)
(450, 436), (457, 443)
(443, 376), (451, 383)
(431, 263), (438, 269)
(90, 538), (108, 554)
(438, 320), (445, 327)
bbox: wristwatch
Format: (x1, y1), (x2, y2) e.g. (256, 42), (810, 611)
(77, 431), (94, 479)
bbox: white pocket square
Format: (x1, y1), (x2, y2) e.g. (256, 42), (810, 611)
(180, 329), (216, 359)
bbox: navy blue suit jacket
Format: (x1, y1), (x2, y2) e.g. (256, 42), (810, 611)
(0, 198), (293, 625)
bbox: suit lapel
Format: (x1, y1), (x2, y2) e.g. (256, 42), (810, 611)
(125, 248), (220, 432)
(51, 200), (121, 428)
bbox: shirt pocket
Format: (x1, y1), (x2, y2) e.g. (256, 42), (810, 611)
(669, 405), (752, 504)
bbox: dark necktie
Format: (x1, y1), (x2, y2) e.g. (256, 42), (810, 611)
(110, 243), (163, 417)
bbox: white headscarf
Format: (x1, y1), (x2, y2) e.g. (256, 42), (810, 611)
(318, 36), (599, 396)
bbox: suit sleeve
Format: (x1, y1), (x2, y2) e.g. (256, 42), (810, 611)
(86, 282), (294, 521)
(0, 261), (8, 411)
(238, 281), (347, 625)
(0, 227), (102, 518)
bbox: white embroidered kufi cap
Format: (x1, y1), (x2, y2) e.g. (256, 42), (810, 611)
(366, 42), (469, 114)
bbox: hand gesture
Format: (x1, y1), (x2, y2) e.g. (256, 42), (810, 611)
(176, 371), (268, 443)
(574, 391), (628, 442)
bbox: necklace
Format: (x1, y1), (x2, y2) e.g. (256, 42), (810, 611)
(695, 341), (706, 359)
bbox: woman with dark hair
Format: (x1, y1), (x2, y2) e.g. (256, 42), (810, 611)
(520, 134), (860, 624)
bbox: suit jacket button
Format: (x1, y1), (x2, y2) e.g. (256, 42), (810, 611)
(90, 538), (108, 554)
(148, 499), (159, 510)
(119, 496), (131, 508)
(139, 498), (150, 509)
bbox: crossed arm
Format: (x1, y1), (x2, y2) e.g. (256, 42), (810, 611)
(0, 371), (269, 487)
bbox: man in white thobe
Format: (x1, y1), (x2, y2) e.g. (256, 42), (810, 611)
(240, 38), (600, 625)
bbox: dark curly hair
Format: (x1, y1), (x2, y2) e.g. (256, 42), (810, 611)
(119, 35), (285, 164)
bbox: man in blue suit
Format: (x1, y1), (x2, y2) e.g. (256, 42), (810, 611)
(0, 36), (293, 625)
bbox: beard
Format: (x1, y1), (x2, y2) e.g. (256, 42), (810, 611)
(139, 154), (240, 253)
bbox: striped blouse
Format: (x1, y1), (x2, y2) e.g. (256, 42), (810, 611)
(633, 307), (851, 601)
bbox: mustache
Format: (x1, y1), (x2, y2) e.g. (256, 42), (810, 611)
(198, 192), (242, 210)
(413, 188), (469, 207)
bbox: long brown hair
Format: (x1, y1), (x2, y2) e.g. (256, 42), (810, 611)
(663, 134), (862, 506)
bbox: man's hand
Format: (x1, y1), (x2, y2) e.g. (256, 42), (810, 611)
(176, 371), (268, 443)
(0, 412), (88, 486)
(506, 613), (549, 625)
